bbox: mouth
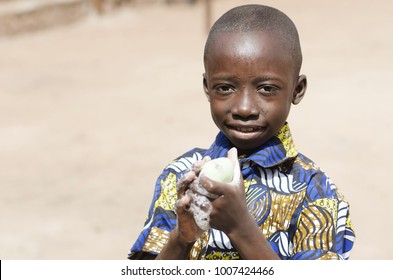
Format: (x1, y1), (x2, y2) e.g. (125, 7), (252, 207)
(224, 124), (269, 151)
(227, 125), (265, 133)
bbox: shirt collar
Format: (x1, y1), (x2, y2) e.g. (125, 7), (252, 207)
(206, 123), (298, 169)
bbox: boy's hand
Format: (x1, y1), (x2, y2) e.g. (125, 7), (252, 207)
(169, 149), (278, 260)
(173, 156), (211, 244)
(157, 157), (211, 260)
(196, 148), (250, 235)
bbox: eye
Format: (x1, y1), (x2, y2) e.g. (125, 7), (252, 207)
(257, 85), (279, 96)
(214, 84), (235, 95)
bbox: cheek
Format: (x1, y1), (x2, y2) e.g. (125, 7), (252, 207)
(263, 99), (291, 120)
(209, 101), (229, 127)
(210, 100), (226, 116)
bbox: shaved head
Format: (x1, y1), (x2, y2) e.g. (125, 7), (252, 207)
(204, 5), (303, 75)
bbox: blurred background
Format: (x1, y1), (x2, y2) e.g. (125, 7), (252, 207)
(0, 0), (392, 259)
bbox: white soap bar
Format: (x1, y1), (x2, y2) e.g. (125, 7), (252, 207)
(199, 157), (234, 183)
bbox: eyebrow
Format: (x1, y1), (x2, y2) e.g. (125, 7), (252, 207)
(253, 76), (283, 83)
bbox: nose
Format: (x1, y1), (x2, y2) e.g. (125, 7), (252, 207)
(232, 89), (259, 120)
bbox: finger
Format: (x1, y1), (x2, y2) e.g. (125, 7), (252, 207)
(176, 171), (197, 197)
(189, 177), (219, 199)
(174, 194), (191, 215)
(191, 156), (211, 174)
(227, 147), (241, 186)
(197, 175), (226, 198)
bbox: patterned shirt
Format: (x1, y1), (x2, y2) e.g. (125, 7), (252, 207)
(128, 124), (355, 260)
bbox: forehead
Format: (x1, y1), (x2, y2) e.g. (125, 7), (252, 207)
(206, 30), (293, 68)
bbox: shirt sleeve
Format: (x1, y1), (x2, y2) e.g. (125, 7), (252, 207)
(128, 149), (205, 259)
(128, 168), (180, 259)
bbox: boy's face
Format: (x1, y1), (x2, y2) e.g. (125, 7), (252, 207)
(203, 31), (306, 154)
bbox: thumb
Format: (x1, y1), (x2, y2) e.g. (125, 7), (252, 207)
(227, 147), (241, 186)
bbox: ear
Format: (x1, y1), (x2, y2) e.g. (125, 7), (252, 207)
(292, 75), (307, 105)
(202, 73), (210, 102)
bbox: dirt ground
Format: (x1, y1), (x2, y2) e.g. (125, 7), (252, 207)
(0, 0), (392, 260)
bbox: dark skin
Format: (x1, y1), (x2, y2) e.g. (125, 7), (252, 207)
(156, 30), (307, 260)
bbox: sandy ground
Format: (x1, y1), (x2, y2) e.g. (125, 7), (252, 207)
(0, 0), (392, 260)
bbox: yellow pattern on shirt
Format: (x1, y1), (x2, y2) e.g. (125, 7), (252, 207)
(154, 172), (177, 211)
(276, 125), (297, 158)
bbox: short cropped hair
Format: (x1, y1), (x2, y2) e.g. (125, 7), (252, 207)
(204, 4), (303, 75)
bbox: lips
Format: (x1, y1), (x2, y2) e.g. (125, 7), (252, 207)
(224, 123), (268, 150)
(227, 125), (265, 133)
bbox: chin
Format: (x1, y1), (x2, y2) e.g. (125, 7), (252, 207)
(231, 141), (265, 155)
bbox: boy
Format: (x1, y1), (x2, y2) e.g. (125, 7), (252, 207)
(128, 4), (355, 260)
